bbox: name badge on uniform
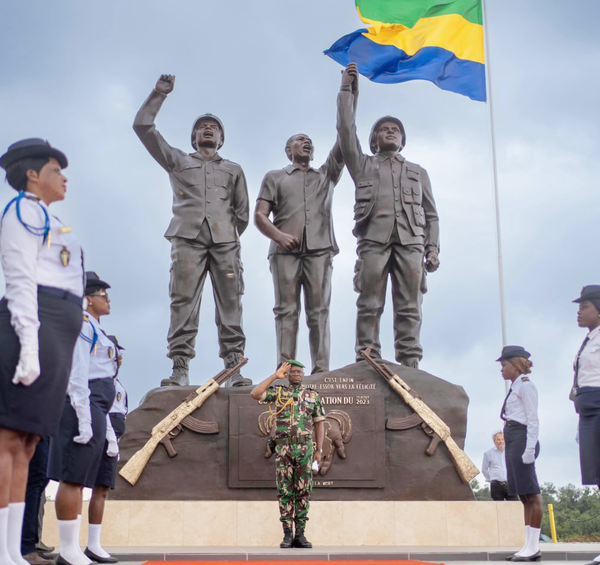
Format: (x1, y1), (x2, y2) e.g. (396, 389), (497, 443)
(117, 392), (122, 402)
(108, 347), (114, 359)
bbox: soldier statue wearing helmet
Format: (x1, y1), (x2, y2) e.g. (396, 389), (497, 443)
(336, 63), (440, 369)
(133, 74), (251, 387)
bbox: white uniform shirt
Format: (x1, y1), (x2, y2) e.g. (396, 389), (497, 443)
(481, 446), (508, 482)
(575, 326), (600, 388)
(0, 194), (84, 350)
(68, 314), (119, 422)
(503, 375), (539, 450)
(110, 378), (128, 416)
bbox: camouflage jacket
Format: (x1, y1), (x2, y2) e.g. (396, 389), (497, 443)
(263, 384), (326, 439)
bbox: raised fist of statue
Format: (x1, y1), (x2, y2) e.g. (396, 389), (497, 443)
(341, 63), (359, 93)
(425, 251), (440, 273)
(155, 74), (175, 95)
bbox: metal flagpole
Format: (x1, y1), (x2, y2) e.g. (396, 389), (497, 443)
(482, 0), (509, 392)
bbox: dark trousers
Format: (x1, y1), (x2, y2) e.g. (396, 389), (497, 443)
(21, 437), (50, 555)
(354, 231), (425, 362)
(269, 250), (333, 373)
(167, 221), (246, 361)
(490, 480), (519, 501)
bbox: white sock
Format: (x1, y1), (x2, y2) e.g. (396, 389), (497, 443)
(0, 507), (18, 565)
(58, 520), (91, 565)
(75, 516), (91, 563)
(515, 525), (530, 556)
(523, 526), (541, 557)
(87, 524), (110, 558)
(592, 555), (600, 563)
(7, 503), (28, 565)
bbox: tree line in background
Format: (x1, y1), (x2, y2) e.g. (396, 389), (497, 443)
(471, 480), (600, 542)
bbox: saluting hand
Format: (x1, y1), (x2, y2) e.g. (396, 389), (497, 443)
(12, 347), (40, 386)
(275, 362), (291, 380)
(155, 74), (175, 95)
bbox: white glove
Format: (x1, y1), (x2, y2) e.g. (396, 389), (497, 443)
(522, 447), (536, 465)
(73, 419), (93, 444)
(107, 438), (119, 457)
(12, 347), (40, 386)
(311, 460), (320, 473)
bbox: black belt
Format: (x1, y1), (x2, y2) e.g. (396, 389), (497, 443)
(491, 480), (508, 485)
(110, 413), (126, 420)
(275, 435), (311, 446)
(504, 420), (526, 428)
(38, 285), (82, 306)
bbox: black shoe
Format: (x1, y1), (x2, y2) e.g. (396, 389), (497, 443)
(512, 551), (541, 562)
(505, 555), (517, 561)
(280, 527), (294, 549)
(55, 556), (75, 565)
(84, 548), (119, 563)
(292, 527), (312, 548)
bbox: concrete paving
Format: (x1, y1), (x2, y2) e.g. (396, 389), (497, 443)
(72, 544), (600, 562)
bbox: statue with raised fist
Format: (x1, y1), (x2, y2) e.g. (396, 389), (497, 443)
(336, 63), (440, 369)
(133, 74), (251, 387)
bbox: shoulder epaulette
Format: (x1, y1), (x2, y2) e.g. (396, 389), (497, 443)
(522, 377), (530, 382)
(83, 314), (89, 322)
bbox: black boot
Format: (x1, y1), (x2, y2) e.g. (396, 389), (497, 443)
(293, 527), (312, 548)
(280, 527), (293, 548)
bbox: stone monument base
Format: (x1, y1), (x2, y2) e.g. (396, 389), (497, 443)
(41, 500), (525, 547)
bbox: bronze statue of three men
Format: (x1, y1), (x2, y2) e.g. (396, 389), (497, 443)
(133, 64), (440, 387)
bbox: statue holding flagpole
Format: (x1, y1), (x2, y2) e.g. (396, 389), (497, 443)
(336, 63), (440, 369)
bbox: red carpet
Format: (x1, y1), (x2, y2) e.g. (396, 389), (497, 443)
(144, 561), (444, 565)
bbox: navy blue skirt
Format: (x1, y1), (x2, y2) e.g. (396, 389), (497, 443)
(94, 413), (126, 489)
(504, 423), (541, 496)
(48, 377), (116, 488)
(575, 387), (600, 485)
(0, 291), (82, 436)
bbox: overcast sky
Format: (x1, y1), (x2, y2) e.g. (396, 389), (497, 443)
(1, 1), (599, 491)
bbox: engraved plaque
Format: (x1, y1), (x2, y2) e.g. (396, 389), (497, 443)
(228, 387), (385, 488)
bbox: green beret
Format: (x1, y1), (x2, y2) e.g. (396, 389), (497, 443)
(287, 359), (305, 368)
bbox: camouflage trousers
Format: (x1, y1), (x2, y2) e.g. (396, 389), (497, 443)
(275, 442), (313, 528)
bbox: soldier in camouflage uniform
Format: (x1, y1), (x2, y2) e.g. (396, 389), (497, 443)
(251, 360), (325, 548)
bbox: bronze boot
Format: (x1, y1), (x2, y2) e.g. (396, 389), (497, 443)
(224, 352), (252, 387)
(161, 356), (190, 386)
(280, 527), (294, 549)
(292, 528), (312, 548)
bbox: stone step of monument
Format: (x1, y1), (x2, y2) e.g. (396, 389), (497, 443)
(48, 544), (600, 563)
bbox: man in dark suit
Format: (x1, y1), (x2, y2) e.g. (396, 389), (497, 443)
(134, 74), (250, 386)
(336, 63), (440, 368)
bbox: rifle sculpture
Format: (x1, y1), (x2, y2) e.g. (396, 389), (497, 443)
(119, 354), (248, 486)
(361, 348), (479, 483)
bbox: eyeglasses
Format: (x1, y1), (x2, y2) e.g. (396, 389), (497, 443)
(89, 290), (109, 300)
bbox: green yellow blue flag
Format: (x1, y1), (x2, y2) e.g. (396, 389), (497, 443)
(325, 0), (486, 102)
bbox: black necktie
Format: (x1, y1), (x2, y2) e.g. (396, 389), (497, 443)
(500, 387), (513, 421)
(571, 335), (591, 396)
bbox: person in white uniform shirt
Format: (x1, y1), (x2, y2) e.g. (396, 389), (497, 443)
(48, 273), (118, 565)
(497, 346), (542, 562)
(571, 286), (600, 565)
(482, 431), (518, 501)
(86, 337), (127, 564)
(0, 139), (84, 565)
